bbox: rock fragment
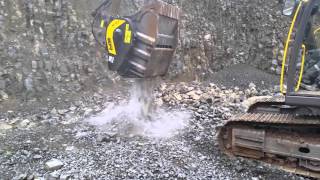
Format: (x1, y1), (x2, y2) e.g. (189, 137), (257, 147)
(0, 90), (8, 101)
(45, 159), (64, 171)
(187, 91), (201, 100)
(33, 154), (42, 160)
(0, 123), (12, 130)
(19, 119), (31, 128)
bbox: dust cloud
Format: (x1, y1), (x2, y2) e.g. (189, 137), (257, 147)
(87, 80), (191, 138)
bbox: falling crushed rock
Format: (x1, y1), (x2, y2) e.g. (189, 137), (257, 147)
(87, 81), (191, 138)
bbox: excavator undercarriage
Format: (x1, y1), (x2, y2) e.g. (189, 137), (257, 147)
(219, 0), (320, 178)
(219, 96), (320, 178)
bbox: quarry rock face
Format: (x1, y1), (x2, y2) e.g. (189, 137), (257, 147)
(0, 0), (111, 100)
(168, 0), (288, 80)
(0, 0), (288, 100)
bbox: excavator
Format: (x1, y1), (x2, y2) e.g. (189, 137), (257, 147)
(91, 0), (320, 178)
(219, 0), (320, 178)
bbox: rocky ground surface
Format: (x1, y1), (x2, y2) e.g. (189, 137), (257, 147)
(0, 69), (308, 179)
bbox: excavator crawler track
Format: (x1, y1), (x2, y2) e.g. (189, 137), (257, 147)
(219, 100), (320, 178)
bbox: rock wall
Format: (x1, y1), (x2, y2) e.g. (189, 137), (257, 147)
(170, 0), (288, 80)
(0, 0), (110, 101)
(0, 0), (288, 101)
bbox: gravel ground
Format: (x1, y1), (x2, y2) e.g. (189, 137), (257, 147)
(210, 64), (279, 89)
(0, 66), (309, 180)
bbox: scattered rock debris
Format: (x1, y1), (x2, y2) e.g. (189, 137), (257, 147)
(0, 81), (308, 180)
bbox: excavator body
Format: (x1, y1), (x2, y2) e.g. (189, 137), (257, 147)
(219, 0), (320, 178)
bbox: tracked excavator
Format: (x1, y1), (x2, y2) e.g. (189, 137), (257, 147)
(92, 0), (320, 178)
(219, 0), (320, 178)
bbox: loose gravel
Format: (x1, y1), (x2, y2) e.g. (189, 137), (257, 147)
(0, 80), (308, 180)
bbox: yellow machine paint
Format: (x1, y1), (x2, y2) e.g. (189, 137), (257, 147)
(280, 1), (303, 94)
(295, 44), (306, 91)
(106, 19), (126, 55)
(124, 24), (132, 44)
(100, 20), (105, 28)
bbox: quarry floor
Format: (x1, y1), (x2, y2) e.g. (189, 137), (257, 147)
(0, 64), (308, 180)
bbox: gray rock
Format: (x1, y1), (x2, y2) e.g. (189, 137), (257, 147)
(0, 80), (6, 89)
(48, 171), (60, 179)
(58, 109), (67, 115)
(33, 154), (42, 160)
(27, 174), (35, 180)
(60, 174), (70, 180)
(204, 34), (211, 41)
(40, 47), (49, 56)
(45, 159), (64, 171)
(187, 91), (201, 100)
(32, 61), (37, 69)
(19, 119), (31, 128)
(21, 150), (30, 156)
(0, 32), (6, 41)
(13, 174), (28, 180)
(0, 123), (12, 130)
(24, 74), (33, 91)
(0, 90), (8, 101)
(249, 83), (256, 89)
